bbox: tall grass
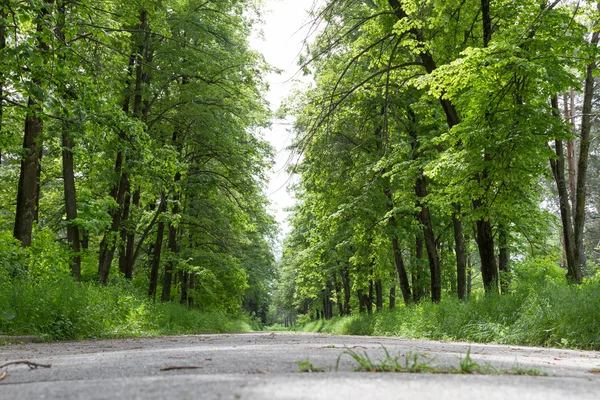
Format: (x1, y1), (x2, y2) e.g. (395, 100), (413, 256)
(0, 276), (257, 341)
(297, 280), (600, 350)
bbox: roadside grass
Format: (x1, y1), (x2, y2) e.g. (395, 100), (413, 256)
(0, 276), (256, 341)
(296, 279), (600, 351)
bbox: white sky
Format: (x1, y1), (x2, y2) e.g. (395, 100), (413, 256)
(250, 0), (315, 245)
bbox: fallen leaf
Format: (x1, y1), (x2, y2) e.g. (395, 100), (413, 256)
(0, 371), (7, 381)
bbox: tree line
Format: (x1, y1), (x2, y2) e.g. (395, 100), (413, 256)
(0, 0), (275, 318)
(274, 0), (600, 323)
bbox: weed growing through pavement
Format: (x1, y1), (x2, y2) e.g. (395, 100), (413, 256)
(334, 345), (546, 376)
(296, 360), (325, 373)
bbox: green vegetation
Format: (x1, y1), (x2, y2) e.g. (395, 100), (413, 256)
(296, 277), (600, 350)
(0, 274), (257, 341)
(296, 360), (326, 373)
(270, 0), (600, 352)
(336, 346), (545, 376)
(0, 0), (274, 340)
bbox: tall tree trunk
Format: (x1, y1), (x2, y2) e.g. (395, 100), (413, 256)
(476, 0), (498, 292)
(452, 209), (466, 300)
(62, 128), (81, 280)
(550, 96), (579, 282)
(161, 171), (181, 302)
(124, 188), (140, 279)
(475, 203), (498, 292)
(385, 187), (412, 305)
(566, 90), (577, 214)
(572, 19), (600, 282)
(54, 1), (81, 280)
(119, 188), (132, 276)
(416, 176), (441, 302)
(391, 236), (411, 305)
(14, 2), (53, 247)
(148, 198), (166, 301)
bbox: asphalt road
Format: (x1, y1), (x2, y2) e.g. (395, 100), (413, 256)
(1, 332), (599, 399)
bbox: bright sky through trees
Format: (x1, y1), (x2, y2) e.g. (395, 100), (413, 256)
(250, 0), (313, 242)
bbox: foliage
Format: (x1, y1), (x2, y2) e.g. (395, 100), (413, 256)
(274, 0), (600, 341)
(0, 0), (276, 336)
(0, 274), (255, 341)
(296, 276), (600, 350)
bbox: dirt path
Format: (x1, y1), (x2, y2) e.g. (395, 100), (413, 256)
(1, 332), (599, 399)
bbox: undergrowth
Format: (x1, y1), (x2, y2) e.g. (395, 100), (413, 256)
(0, 276), (257, 341)
(297, 279), (600, 350)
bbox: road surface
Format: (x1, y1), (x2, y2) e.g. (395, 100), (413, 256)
(1, 332), (599, 399)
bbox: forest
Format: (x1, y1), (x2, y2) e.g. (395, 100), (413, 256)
(1, 0), (600, 349)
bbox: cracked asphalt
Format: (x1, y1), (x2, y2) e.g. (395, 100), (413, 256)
(1, 332), (599, 399)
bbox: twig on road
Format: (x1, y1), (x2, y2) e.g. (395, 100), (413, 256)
(0, 360), (52, 369)
(160, 365), (204, 371)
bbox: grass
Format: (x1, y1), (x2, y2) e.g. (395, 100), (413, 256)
(296, 360), (326, 373)
(296, 279), (600, 350)
(335, 346), (545, 376)
(0, 275), (257, 341)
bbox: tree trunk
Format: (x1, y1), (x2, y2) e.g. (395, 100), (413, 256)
(389, 285), (396, 309)
(119, 188), (132, 276)
(572, 21), (600, 282)
(385, 187), (412, 305)
(475, 206), (498, 292)
(452, 209), (466, 300)
(498, 224), (509, 294)
(180, 271), (189, 306)
(161, 171), (182, 302)
(413, 236), (426, 303)
(14, 1), (55, 248)
(467, 255), (472, 296)
(148, 199), (166, 301)
(54, 1), (81, 280)
(375, 279), (383, 312)
(550, 96), (579, 282)
(62, 128), (81, 280)
(98, 171), (129, 284)
(358, 289), (366, 313)
(124, 188), (140, 279)
(416, 176), (441, 302)
(391, 236), (412, 305)
(341, 264), (351, 315)
(334, 275), (344, 315)
(367, 280), (374, 314)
